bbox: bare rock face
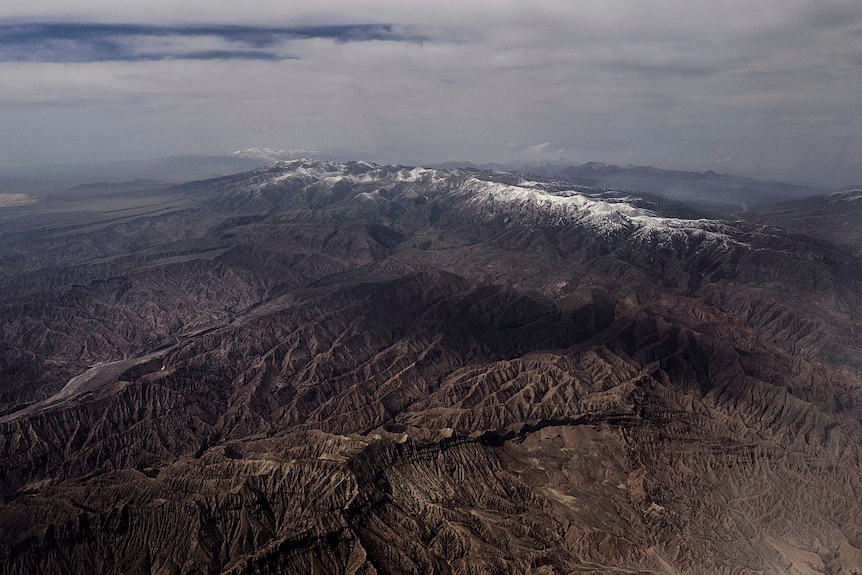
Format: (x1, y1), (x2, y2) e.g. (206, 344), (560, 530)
(1, 160), (861, 574)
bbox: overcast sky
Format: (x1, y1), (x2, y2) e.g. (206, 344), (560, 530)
(1, 1), (860, 186)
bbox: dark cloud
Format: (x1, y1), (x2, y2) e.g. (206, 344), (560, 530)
(599, 59), (716, 79)
(802, 3), (862, 31)
(155, 50), (288, 62)
(0, 22), (422, 62)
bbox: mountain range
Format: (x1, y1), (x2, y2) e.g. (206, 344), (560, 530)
(0, 159), (860, 574)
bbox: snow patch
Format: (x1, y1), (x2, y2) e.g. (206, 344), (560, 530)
(461, 177), (746, 248)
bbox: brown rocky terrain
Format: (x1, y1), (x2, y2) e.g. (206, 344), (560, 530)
(0, 160), (860, 574)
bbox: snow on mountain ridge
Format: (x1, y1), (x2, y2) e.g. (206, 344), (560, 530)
(248, 160), (746, 249)
(259, 160), (441, 190)
(459, 176), (745, 249)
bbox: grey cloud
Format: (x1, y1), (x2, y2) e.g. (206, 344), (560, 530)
(596, 58), (717, 79)
(0, 3), (860, 186)
(0, 22), (424, 62)
(802, 3), (862, 31)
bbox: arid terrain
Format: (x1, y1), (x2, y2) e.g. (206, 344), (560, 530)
(1, 160), (861, 574)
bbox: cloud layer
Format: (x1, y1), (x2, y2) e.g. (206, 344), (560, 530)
(0, 23), (422, 62)
(1, 1), (860, 186)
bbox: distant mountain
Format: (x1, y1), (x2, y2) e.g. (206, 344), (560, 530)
(2, 156), (834, 212)
(0, 150), (332, 192)
(518, 162), (830, 212)
(0, 155), (265, 193)
(230, 147), (347, 163)
(0, 150), (349, 195)
(748, 188), (862, 258)
(1, 159), (860, 574)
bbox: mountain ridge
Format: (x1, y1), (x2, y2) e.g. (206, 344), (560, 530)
(0, 159), (860, 574)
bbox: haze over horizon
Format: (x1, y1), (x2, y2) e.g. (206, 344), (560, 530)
(1, 1), (861, 187)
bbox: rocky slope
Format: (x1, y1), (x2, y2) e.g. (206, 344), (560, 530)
(0, 160), (860, 574)
(747, 189), (862, 258)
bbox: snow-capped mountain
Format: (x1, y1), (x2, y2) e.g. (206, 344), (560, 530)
(3, 157), (860, 575)
(208, 159), (748, 255)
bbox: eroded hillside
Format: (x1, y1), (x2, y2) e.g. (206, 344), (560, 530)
(1, 161), (860, 574)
